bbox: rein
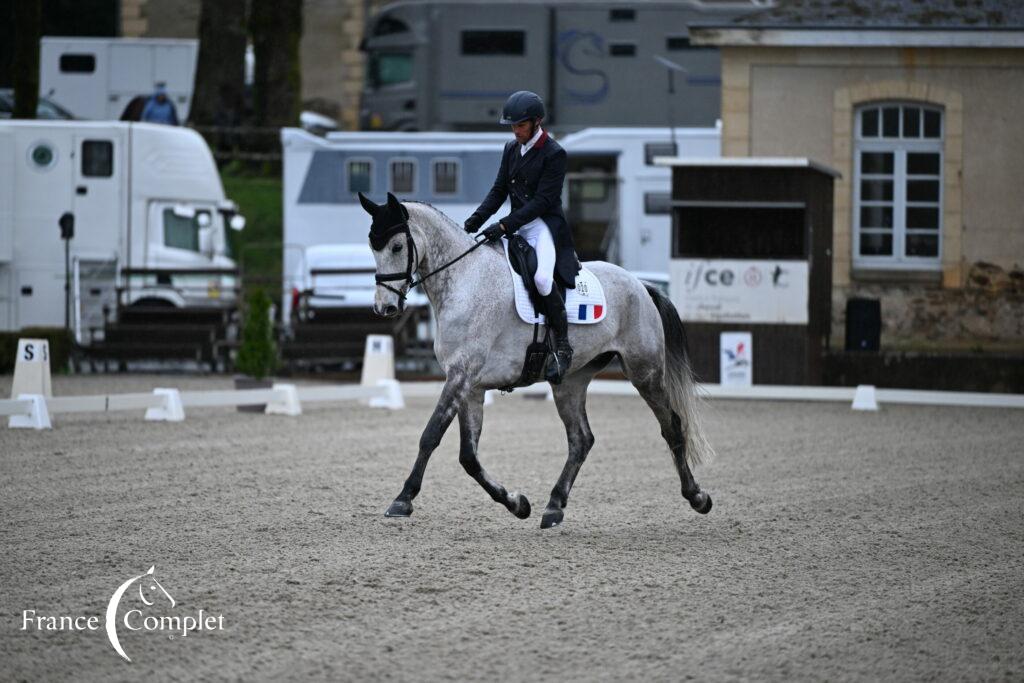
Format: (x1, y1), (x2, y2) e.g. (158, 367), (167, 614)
(371, 220), (487, 304)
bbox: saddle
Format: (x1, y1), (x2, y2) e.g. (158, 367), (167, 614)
(503, 234), (556, 391)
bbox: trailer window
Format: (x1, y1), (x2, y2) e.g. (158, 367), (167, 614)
(347, 160), (373, 194)
(432, 160), (459, 195)
(609, 44), (636, 57)
(163, 209), (200, 252)
(368, 52), (412, 88)
(60, 53), (96, 73)
(389, 159), (416, 194)
(644, 193), (671, 215)
(461, 31), (525, 56)
(644, 142), (677, 165)
(82, 140), (113, 177)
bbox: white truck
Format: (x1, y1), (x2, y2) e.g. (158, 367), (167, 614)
(39, 37), (198, 121)
(0, 120), (243, 343)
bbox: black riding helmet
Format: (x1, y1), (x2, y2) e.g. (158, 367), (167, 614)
(499, 90), (545, 125)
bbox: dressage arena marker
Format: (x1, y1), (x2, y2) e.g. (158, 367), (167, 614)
(144, 388), (185, 422)
(361, 335), (396, 390)
(851, 384), (880, 411)
(10, 338), (53, 398)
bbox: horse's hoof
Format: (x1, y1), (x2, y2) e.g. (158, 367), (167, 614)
(510, 492), (531, 519)
(690, 491), (713, 515)
(540, 507), (563, 529)
(384, 499), (413, 517)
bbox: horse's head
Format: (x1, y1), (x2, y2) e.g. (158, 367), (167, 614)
(359, 191), (417, 317)
(137, 565), (175, 608)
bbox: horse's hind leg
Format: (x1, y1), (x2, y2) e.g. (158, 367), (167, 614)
(457, 388), (531, 519)
(541, 372), (597, 529)
(622, 359), (711, 515)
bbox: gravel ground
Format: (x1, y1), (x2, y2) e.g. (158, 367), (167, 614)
(1, 374), (1022, 682)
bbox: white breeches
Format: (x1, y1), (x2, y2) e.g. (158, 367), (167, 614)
(515, 217), (556, 296)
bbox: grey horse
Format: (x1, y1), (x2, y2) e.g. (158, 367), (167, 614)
(359, 192), (713, 529)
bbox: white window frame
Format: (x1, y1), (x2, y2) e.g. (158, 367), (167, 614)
(431, 157), (460, 196)
(853, 103), (943, 271)
(345, 157), (374, 195)
(388, 157), (417, 195)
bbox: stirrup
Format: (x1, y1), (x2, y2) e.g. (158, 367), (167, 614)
(546, 340), (574, 385)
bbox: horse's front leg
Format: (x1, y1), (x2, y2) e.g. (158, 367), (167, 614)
(457, 388), (531, 519)
(384, 373), (470, 517)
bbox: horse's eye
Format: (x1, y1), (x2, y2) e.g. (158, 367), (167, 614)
(391, 243), (403, 254)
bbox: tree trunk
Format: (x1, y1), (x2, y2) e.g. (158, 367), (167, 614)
(250, 0), (302, 128)
(189, 0), (248, 128)
(13, 0), (41, 119)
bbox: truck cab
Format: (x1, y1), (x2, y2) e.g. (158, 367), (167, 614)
(0, 120), (243, 343)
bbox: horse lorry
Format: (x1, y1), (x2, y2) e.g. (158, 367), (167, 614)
(0, 120), (244, 367)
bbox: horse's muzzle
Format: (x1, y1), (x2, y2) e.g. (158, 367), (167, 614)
(374, 303), (401, 318)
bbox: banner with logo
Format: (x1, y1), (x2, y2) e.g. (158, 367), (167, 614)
(720, 332), (753, 387)
(669, 259), (809, 324)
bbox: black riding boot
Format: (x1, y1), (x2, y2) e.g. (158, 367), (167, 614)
(543, 290), (573, 384)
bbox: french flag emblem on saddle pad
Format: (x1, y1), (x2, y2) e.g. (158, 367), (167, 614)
(502, 239), (608, 325)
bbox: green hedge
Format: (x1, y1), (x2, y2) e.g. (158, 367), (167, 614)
(0, 328), (73, 374)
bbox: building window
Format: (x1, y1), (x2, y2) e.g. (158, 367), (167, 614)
(854, 103), (942, 267)
(389, 159), (416, 194)
(81, 140), (113, 177)
(461, 31), (525, 56)
(644, 141), (677, 165)
(432, 159), (459, 195)
(347, 159), (373, 194)
(644, 192), (671, 215)
(60, 53), (95, 73)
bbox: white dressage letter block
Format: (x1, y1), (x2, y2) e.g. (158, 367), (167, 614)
(484, 390), (496, 406)
(852, 384), (879, 411)
(11, 339), (53, 399)
(369, 379), (405, 410)
(361, 335), (395, 386)
(266, 383), (302, 416)
(145, 388), (185, 422)
(8, 394), (52, 430)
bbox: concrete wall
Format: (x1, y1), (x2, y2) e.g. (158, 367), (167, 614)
(719, 45), (1024, 350)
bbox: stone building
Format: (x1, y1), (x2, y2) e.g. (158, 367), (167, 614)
(692, 0), (1024, 352)
(119, 0), (386, 129)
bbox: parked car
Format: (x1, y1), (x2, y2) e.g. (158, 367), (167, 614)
(0, 89), (75, 119)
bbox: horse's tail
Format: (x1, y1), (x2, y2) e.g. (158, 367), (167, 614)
(643, 284), (715, 467)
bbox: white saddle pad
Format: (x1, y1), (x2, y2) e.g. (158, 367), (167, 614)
(502, 238), (607, 325)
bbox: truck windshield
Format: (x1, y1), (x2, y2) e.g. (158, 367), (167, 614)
(163, 209), (201, 251)
(368, 52), (412, 88)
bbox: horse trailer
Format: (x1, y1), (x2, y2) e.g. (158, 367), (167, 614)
(359, 0), (764, 132)
(280, 124), (720, 326)
(39, 37), (198, 121)
(0, 121), (243, 351)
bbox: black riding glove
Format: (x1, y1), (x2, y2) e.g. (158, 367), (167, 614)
(464, 213), (484, 234)
(482, 222), (505, 242)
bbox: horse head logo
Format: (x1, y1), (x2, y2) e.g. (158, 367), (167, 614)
(105, 566), (174, 662)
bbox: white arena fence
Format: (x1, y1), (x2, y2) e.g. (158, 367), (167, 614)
(3, 379), (1023, 430)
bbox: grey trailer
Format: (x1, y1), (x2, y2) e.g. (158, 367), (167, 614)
(359, 0), (765, 132)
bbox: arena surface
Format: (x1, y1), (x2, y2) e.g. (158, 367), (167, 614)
(1, 374), (1022, 682)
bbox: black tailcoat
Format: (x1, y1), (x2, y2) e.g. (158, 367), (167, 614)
(473, 131), (580, 289)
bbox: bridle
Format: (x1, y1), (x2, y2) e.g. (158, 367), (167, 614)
(370, 219), (487, 306)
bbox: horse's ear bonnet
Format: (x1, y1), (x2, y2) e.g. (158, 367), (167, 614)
(367, 192), (410, 251)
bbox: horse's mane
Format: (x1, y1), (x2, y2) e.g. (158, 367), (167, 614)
(407, 201), (461, 231)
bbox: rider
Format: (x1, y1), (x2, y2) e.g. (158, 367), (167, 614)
(464, 90), (580, 384)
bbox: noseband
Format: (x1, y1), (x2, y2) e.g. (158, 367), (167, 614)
(370, 219), (488, 306)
